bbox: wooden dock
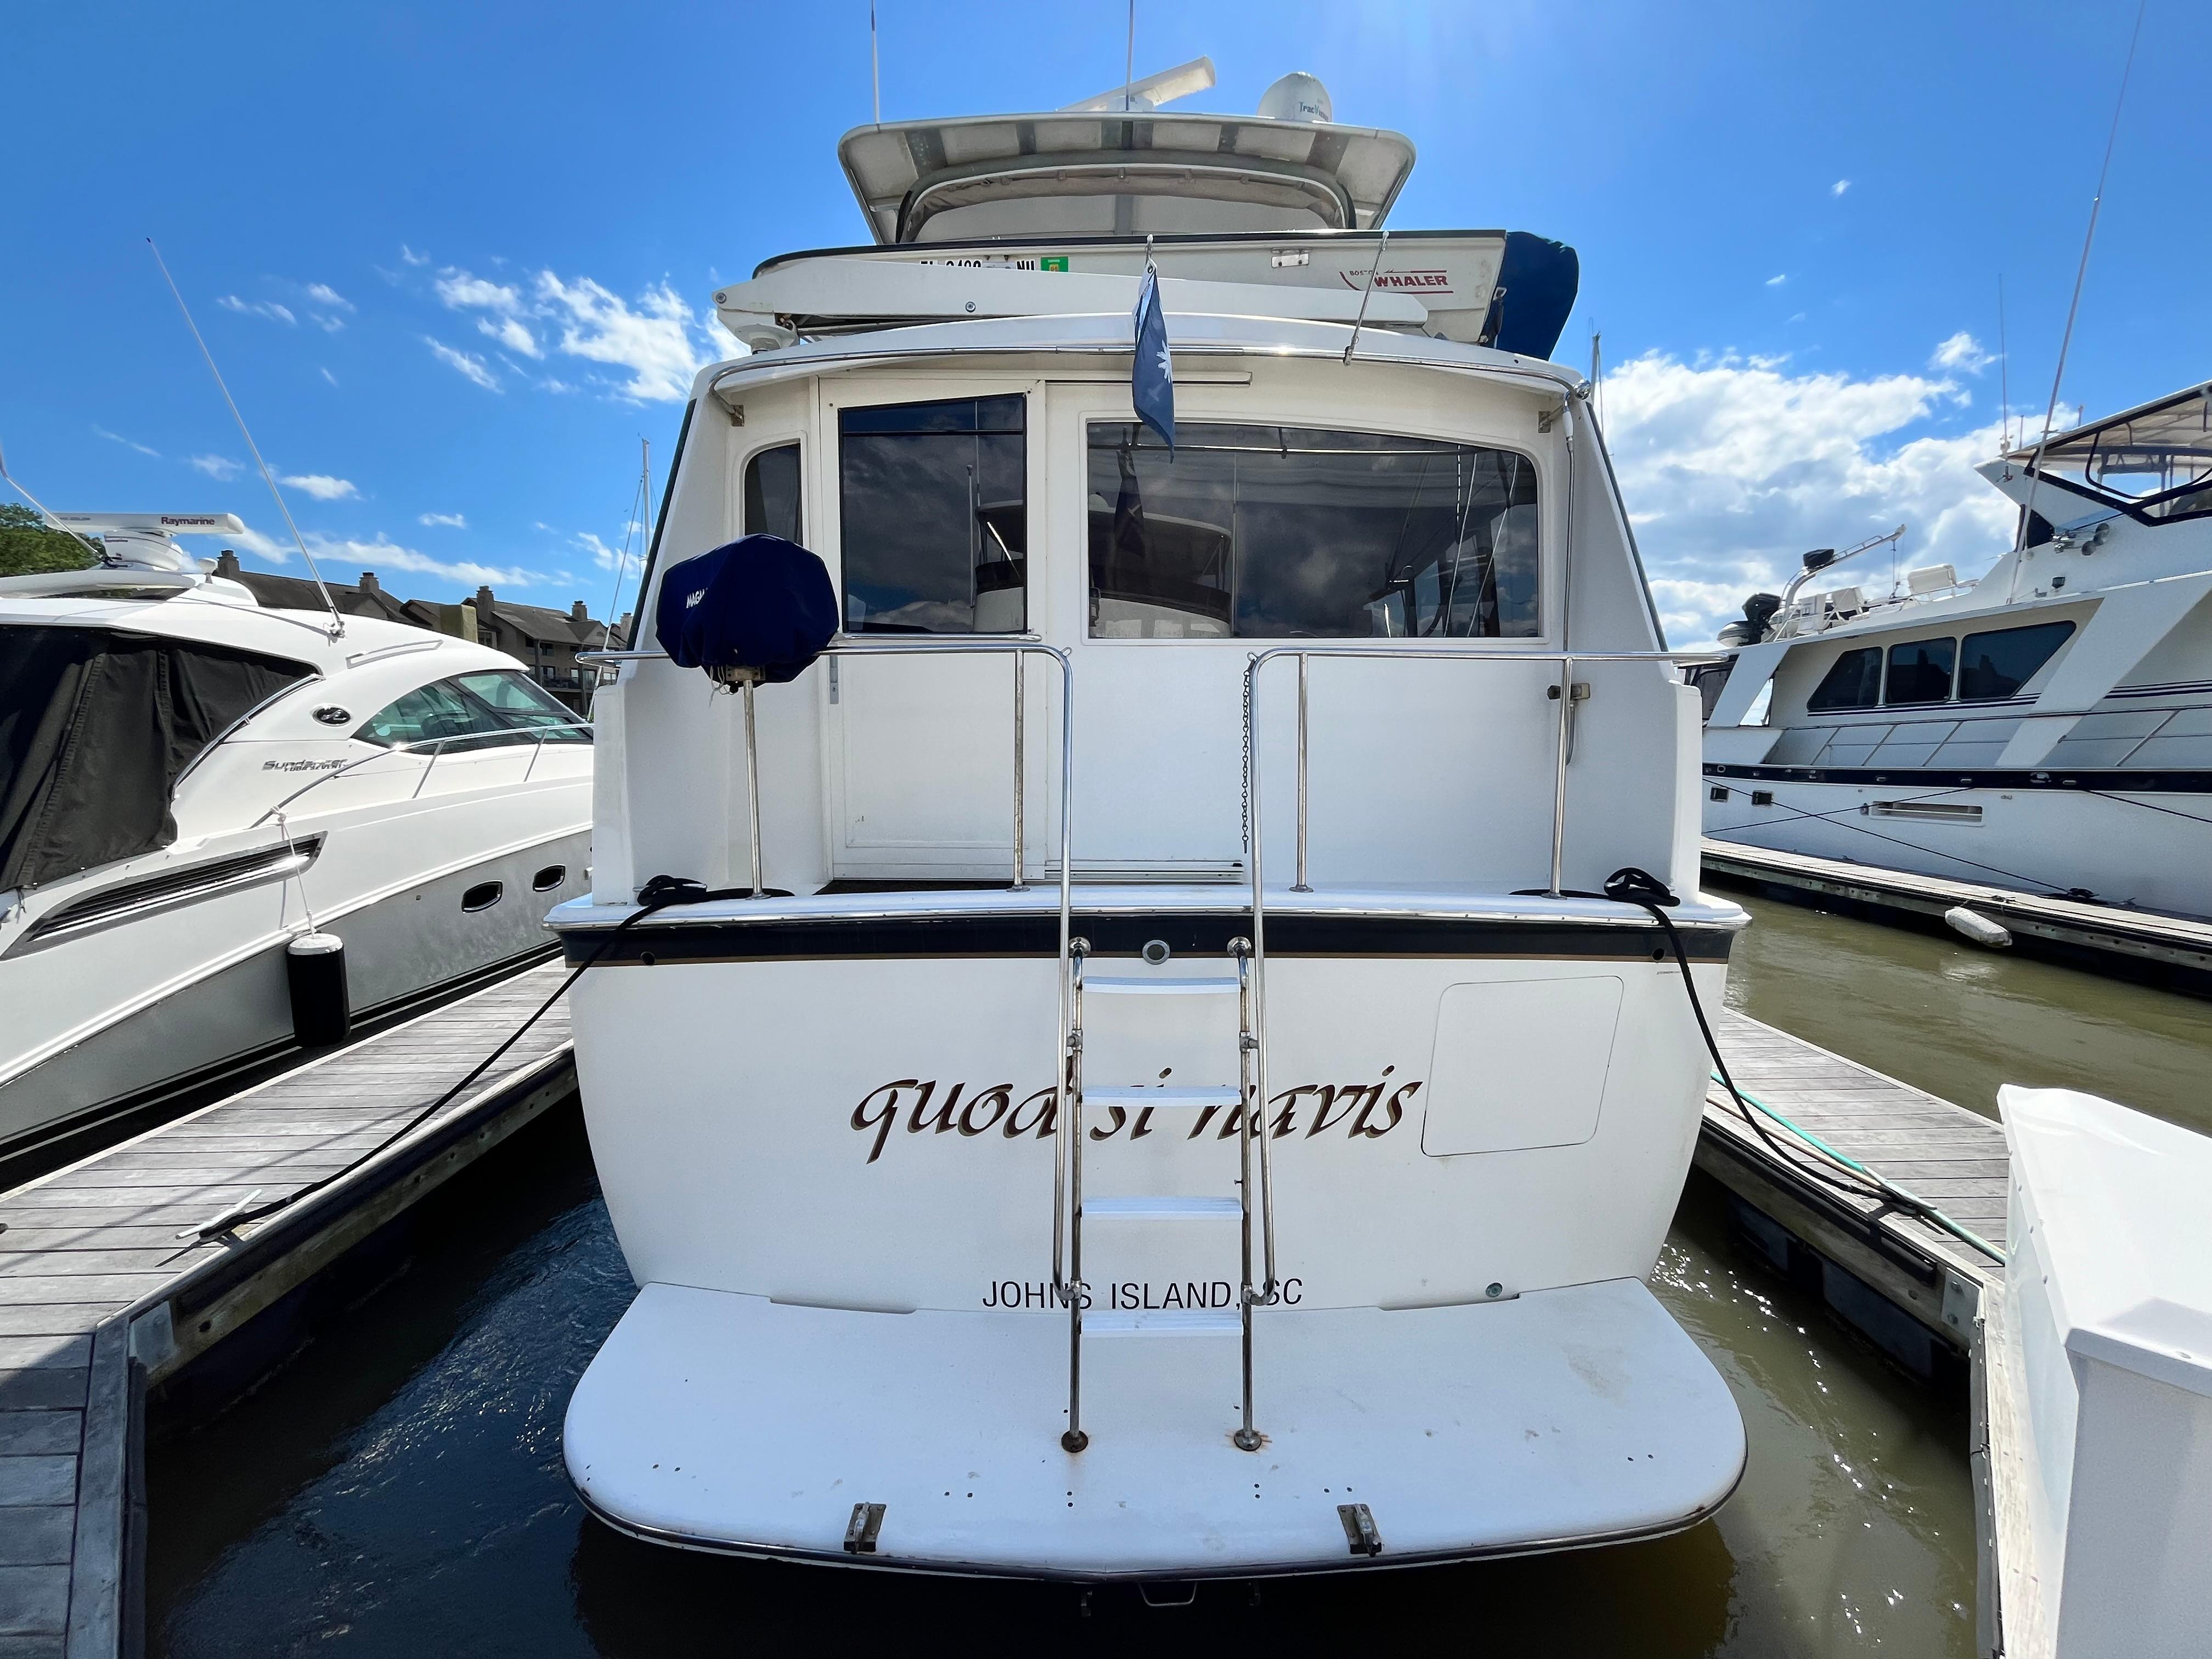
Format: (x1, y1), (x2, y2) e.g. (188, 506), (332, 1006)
(1695, 1007), (2007, 1374)
(1703, 837), (2212, 993)
(0, 962), (575, 1659)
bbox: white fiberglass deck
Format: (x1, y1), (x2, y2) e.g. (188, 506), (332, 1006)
(566, 1276), (1744, 1579)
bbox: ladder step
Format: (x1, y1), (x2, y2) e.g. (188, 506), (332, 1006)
(1084, 1086), (1241, 1109)
(1085, 1195), (1243, 1220)
(1084, 1308), (1244, 1337)
(1083, 975), (1240, 997)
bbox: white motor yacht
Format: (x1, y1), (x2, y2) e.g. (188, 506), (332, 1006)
(554, 67), (1748, 1581)
(0, 515), (593, 1160)
(1699, 382), (2212, 920)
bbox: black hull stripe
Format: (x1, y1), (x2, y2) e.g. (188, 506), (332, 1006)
(560, 911), (1734, 968)
(1706, 763), (2212, 793)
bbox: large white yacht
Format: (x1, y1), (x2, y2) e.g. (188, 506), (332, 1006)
(1700, 381), (2212, 920)
(0, 515), (593, 1161)
(555, 67), (1748, 1581)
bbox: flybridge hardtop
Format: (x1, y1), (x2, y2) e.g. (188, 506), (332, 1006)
(717, 229), (1581, 361)
(713, 71), (1577, 362)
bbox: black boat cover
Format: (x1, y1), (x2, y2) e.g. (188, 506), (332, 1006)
(0, 625), (312, 892)
(655, 535), (838, 684)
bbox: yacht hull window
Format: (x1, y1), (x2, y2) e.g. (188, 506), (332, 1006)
(1958, 622), (2075, 702)
(1086, 423), (1538, 639)
(742, 442), (804, 543)
(839, 396), (1026, 634)
(0, 625), (311, 891)
(1805, 646), (1882, 712)
(1883, 637), (1955, 706)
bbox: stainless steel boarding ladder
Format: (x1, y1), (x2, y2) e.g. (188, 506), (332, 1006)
(1055, 935), (1278, 1455)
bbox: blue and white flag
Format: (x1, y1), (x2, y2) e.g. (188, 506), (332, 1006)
(1132, 263), (1174, 455)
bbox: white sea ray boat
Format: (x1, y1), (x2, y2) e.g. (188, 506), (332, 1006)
(0, 515), (593, 1158)
(555, 67), (1749, 1580)
(1699, 381), (2212, 921)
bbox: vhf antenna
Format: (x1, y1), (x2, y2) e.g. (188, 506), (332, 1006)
(147, 239), (345, 637)
(2006, 0), (2145, 601)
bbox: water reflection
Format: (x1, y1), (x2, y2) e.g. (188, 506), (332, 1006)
(148, 1117), (1974, 1656)
(1718, 886), (2212, 1132)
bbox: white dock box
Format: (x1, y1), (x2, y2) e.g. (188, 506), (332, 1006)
(2000, 1086), (2212, 1658)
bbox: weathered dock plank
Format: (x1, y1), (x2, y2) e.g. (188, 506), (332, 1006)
(1700, 1007), (2008, 1369)
(0, 960), (575, 1658)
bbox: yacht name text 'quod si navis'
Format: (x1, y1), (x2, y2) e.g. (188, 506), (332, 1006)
(553, 61), (1751, 1581)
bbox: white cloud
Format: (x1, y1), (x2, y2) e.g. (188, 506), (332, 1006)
(426, 263), (721, 403)
(478, 314), (541, 357)
(1764, 274), (1787, 287)
(187, 453), (243, 480)
(400, 244), (430, 267)
(319, 367), (339, 387)
(1930, 330), (1995, 374)
(280, 473), (359, 501)
(534, 272), (712, 402)
(217, 295), (296, 325)
(1600, 351), (2016, 646)
(306, 283), (354, 311)
(436, 270), (523, 313)
(418, 511), (467, 528)
(423, 336), (500, 391)
(574, 530), (629, 571)
(92, 426), (160, 457)
(1832, 179), (1851, 196)
(302, 533), (538, 589)
(312, 314), (346, 333)
(228, 522), (292, 564)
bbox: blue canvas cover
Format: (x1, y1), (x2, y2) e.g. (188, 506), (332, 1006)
(654, 535), (838, 684)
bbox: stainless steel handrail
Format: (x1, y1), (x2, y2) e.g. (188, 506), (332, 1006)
(249, 718), (594, 827)
(589, 640), (1080, 1291)
(1242, 643), (1709, 1298)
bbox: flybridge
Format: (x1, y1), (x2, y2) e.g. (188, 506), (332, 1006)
(715, 230), (1581, 360)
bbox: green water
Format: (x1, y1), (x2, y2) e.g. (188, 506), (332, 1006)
(148, 895), (2209, 1655)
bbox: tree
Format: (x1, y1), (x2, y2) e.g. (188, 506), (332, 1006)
(0, 503), (100, 577)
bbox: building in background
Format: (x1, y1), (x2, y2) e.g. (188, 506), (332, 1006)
(210, 552), (627, 712)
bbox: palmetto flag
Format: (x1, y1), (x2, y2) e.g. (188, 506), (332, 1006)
(1132, 263), (1174, 455)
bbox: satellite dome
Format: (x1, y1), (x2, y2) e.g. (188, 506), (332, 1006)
(1258, 71), (1332, 123)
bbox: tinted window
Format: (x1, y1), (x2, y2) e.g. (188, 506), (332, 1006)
(1957, 621), (2075, 701)
(1883, 637), (1955, 705)
(743, 443), (803, 543)
(1806, 647), (1882, 712)
(839, 396), (1025, 634)
(1087, 423), (1538, 639)
(356, 670), (587, 751)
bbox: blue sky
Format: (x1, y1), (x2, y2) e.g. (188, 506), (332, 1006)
(7, 1), (2204, 640)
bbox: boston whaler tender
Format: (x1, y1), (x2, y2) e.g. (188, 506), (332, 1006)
(556, 67), (1749, 1579)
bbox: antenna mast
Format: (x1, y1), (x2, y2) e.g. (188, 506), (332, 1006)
(1997, 274), (2011, 458)
(870, 1), (881, 125)
(2008, 0), (2145, 599)
(1122, 0), (1136, 111)
(148, 239), (345, 637)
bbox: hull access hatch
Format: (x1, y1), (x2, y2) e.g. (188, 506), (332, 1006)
(565, 1277), (1745, 1579)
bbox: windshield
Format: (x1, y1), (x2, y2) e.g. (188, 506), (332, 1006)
(2021, 386), (2212, 521)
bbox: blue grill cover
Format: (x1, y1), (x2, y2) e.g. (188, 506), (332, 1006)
(654, 535), (837, 684)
